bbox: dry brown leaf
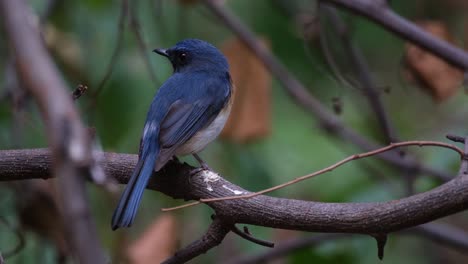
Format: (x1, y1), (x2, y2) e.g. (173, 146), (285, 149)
(126, 214), (178, 264)
(404, 21), (464, 102)
(220, 37), (272, 143)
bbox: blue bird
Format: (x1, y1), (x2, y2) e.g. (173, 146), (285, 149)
(111, 39), (233, 230)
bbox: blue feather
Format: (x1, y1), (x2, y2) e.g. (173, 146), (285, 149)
(111, 127), (159, 230)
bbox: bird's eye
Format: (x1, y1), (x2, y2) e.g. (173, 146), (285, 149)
(178, 52), (187, 63)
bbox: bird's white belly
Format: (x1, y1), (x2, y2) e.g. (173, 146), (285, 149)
(175, 106), (231, 155)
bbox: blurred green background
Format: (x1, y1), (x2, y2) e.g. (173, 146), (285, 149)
(0, 0), (467, 263)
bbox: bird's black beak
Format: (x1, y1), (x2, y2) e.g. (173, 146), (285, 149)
(153, 48), (169, 57)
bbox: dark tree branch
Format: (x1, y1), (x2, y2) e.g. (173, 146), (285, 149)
(322, 0), (468, 70)
(0, 0), (105, 263)
(201, 0), (452, 182)
(1, 148), (468, 262)
(161, 217), (230, 264)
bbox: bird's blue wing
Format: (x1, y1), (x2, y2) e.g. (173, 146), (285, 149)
(160, 99), (217, 147)
(148, 72), (230, 169)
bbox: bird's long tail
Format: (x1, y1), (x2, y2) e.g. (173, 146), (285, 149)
(111, 143), (159, 230)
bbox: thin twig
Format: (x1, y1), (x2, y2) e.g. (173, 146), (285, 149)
(230, 225), (274, 248)
(320, 4), (399, 143)
(91, 0), (129, 98)
(129, 0), (160, 85)
(162, 140), (462, 211)
(317, 6), (361, 91)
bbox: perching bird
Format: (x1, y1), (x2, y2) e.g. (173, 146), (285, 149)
(111, 39), (233, 230)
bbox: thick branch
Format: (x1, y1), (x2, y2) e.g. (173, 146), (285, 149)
(0, 0), (105, 263)
(1, 148), (468, 235)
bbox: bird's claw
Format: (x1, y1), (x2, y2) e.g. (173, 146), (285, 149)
(189, 165), (211, 176)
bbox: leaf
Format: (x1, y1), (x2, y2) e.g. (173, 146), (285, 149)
(220, 37), (272, 143)
(126, 214), (178, 264)
(404, 21), (464, 102)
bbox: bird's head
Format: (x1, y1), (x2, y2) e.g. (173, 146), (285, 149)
(153, 39), (229, 74)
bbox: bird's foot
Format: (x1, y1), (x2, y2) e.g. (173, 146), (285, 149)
(190, 153), (212, 176)
(189, 164), (212, 176)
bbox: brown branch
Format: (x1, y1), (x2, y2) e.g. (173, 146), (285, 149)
(161, 217), (230, 264)
(0, 0), (105, 263)
(1, 147), (468, 262)
(161, 140), (463, 209)
(201, 0), (452, 182)
(322, 0), (468, 70)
